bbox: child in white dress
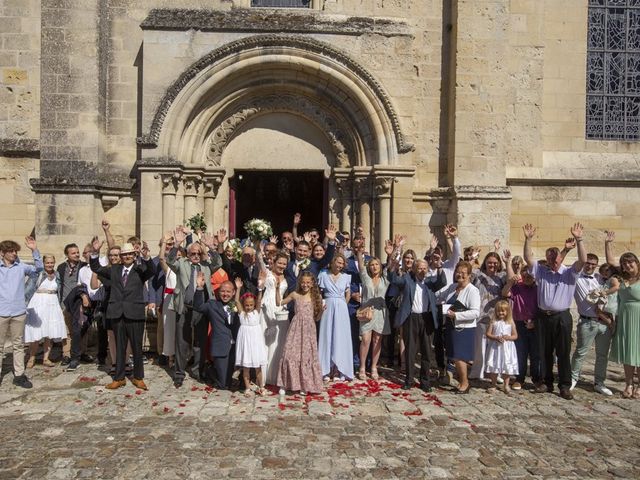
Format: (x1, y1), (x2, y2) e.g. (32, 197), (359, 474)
(234, 277), (268, 396)
(485, 300), (519, 394)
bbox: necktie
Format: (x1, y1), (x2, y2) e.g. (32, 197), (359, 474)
(122, 268), (128, 286)
(184, 264), (200, 305)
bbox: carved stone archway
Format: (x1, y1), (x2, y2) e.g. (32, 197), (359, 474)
(137, 34), (416, 256)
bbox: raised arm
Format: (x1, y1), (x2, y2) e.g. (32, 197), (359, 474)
(571, 222), (587, 272)
(522, 224), (536, 267)
(604, 230), (617, 266)
(89, 236), (110, 278)
(292, 213), (301, 241)
(558, 237), (575, 264)
(102, 219), (115, 250)
(24, 236), (43, 274)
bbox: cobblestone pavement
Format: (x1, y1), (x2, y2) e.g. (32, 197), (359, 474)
(1, 350), (639, 480)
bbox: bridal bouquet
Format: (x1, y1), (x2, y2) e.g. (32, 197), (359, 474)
(244, 218), (273, 241)
(226, 238), (243, 262)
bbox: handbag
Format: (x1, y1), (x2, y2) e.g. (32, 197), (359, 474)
(356, 306), (374, 322)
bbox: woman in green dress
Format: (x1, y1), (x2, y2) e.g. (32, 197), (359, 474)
(609, 252), (640, 399)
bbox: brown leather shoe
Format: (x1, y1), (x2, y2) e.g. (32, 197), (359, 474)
(533, 383), (552, 394)
(105, 379), (127, 390)
(130, 378), (148, 390)
(559, 388), (574, 400)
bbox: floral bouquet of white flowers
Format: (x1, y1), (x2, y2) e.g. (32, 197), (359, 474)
(243, 218), (273, 241)
(226, 238), (243, 262)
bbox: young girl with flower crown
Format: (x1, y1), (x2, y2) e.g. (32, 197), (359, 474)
(234, 277), (268, 396)
(485, 299), (519, 394)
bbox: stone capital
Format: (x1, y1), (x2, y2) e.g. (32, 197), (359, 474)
(183, 175), (202, 196)
(203, 177), (223, 199)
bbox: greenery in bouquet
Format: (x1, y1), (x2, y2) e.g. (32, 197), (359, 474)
(243, 218), (273, 241)
(185, 212), (207, 233)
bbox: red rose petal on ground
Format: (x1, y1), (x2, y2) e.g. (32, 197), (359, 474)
(135, 390), (142, 395)
(191, 386), (199, 391)
(178, 403), (186, 407)
(151, 401), (158, 407)
(124, 394), (132, 399)
(75, 400), (82, 403)
(163, 407), (170, 413)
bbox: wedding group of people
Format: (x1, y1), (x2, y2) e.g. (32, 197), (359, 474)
(1, 214), (639, 402)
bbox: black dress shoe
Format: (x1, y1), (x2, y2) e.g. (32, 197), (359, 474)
(559, 388), (574, 400)
(158, 355), (168, 366)
(401, 383), (412, 390)
(61, 356), (71, 366)
(80, 354), (95, 363)
(174, 378), (183, 388)
(420, 385), (433, 393)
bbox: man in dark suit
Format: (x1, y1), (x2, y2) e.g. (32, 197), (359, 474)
(388, 258), (446, 392)
(193, 275), (239, 390)
(148, 235), (175, 365)
(90, 239), (155, 390)
(284, 226), (337, 295)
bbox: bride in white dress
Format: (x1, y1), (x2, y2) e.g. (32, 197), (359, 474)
(260, 252), (290, 385)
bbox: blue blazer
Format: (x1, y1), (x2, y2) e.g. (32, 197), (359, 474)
(344, 254), (371, 314)
(284, 242), (336, 294)
(387, 269), (446, 329)
(193, 290), (239, 357)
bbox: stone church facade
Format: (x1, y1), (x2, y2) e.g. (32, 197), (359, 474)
(1, 0), (639, 259)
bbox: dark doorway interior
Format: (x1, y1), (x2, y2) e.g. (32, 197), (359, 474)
(231, 170), (325, 239)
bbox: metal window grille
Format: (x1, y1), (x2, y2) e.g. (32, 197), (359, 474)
(586, 0), (640, 140)
(251, 0), (311, 7)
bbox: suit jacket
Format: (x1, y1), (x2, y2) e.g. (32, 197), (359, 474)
(222, 256), (260, 295)
(344, 254), (371, 314)
(89, 256), (155, 320)
(387, 269), (447, 328)
(193, 289), (239, 357)
(167, 248), (221, 314)
(284, 242), (336, 294)
(56, 260), (87, 303)
(147, 255), (165, 306)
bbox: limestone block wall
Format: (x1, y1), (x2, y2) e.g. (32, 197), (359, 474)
(0, 0), (40, 140)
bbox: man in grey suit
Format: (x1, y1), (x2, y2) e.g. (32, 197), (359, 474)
(167, 227), (222, 388)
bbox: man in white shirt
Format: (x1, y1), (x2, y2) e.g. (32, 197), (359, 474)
(569, 253), (613, 395)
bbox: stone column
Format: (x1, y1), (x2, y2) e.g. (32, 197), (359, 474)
(203, 177), (222, 232)
(182, 176), (201, 222)
(375, 177), (394, 259)
(140, 171), (162, 243)
(335, 177), (352, 235)
(160, 173), (180, 234)
(355, 177), (372, 253)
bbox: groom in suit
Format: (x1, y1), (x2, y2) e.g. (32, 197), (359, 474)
(193, 276), (239, 389)
(388, 258), (447, 392)
(90, 239), (155, 390)
(344, 234), (371, 367)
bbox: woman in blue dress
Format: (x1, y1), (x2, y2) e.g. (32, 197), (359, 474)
(318, 253), (353, 381)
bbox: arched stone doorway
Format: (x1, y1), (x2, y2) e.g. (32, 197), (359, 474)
(136, 35), (415, 256)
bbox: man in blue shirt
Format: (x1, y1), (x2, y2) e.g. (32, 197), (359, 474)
(0, 236), (43, 388)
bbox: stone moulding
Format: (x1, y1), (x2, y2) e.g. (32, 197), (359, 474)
(413, 185), (512, 202)
(0, 138), (40, 157)
(140, 8), (413, 38)
(206, 94), (354, 167)
(507, 177), (640, 188)
(136, 34), (415, 156)
(30, 160), (135, 195)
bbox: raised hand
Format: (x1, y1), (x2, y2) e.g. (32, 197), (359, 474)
(24, 236), (37, 251)
(502, 249), (512, 263)
(163, 231), (174, 243)
(384, 239), (394, 256)
(427, 234), (437, 251)
(293, 213), (301, 226)
(101, 219), (110, 231)
(522, 224), (536, 240)
(565, 237), (576, 250)
(201, 232), (217, 250)
(196, 271), (206, 289)
(325, 224), (337, 242)
(283, 237), (294, 251)
(269, 235), (278, 245)
(174, 226), (187, 245)
(445, 224), (458, 238)
(605, 230), (615, 243)
(91, 235), (103, 253)
(303, 231), (312, 243)
(493, 239), (501, 252)
(234, 276), (243, 291)
(215, 228), (228, 244)
(570, 222), (584, 240)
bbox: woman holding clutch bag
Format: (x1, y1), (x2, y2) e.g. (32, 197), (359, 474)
(436, 261), (481, 394)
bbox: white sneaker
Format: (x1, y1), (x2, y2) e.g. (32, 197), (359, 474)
(496, 377), (504, 384)
(570, 379), (577, 391)
(594, 384), (613, 396)
(278, 388), (286, 396)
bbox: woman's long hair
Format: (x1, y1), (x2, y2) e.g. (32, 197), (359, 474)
(619, 252), (640, 281)
(296, 271), (324, 320)
(480, 251), (503, 274)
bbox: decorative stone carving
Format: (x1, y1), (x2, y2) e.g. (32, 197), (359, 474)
(206, 94), (353, 167)
(157, 172), (181, 194)
(202, 177), (222, 198)
(182, 175), (202, 196)
(373, 176), (394, 197)
(137, 34), (414, 154)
